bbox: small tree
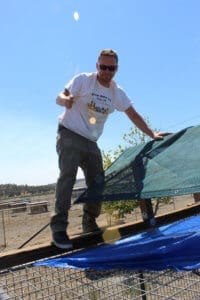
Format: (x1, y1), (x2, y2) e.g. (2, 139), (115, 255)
(102, 118), (153, 223)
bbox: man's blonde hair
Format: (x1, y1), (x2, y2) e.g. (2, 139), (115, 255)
(98, 49), (118, 63)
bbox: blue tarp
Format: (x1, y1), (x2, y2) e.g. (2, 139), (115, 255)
(35, 215), (200, 271)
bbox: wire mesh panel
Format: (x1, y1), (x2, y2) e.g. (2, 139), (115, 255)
(1, 262), (200, 300)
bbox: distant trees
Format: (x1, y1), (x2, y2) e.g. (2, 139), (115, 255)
(0, 183), (55, 199)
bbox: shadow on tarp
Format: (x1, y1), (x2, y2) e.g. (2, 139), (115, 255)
(35, 215), (200, 272)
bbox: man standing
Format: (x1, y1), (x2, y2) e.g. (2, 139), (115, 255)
(50, 49), (166, 249)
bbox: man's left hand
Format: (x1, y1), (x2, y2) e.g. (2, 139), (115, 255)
(152, 132), (171, 140)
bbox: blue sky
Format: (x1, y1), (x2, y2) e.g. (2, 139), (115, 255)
(1, 0), (200, 185)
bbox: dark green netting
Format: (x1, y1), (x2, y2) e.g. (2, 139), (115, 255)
(75, 124), (200, 203)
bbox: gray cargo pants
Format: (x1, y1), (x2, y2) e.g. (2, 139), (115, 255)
(50, 125), (104, 233)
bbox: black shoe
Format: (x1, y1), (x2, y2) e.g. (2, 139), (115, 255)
(52, 231), (73, 249)
(82, 217), (101, 234)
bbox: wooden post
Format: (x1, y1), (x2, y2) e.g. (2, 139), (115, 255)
(193, 193), (200, 203)
(1, 210), (6, 247)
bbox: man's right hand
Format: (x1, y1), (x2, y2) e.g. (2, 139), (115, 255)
(56, 92), (75, 108)
(64, 95), (74, 109)
(63, 89), (74, 109)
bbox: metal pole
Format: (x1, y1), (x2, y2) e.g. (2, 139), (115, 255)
(18, 222), (50, 249)
(139, 271), (147, 300)
(138, 198), (156, 299)
(139, 198), (156, 227)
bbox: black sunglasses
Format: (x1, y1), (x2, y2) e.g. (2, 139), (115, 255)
(99, 64), (117, 71)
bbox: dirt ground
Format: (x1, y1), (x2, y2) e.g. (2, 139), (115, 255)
(0, 194), (196, 253)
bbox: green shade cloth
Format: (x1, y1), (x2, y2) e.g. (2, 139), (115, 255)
(75, 125), (200, 203)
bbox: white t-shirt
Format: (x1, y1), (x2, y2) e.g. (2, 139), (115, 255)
(59, 72), (132, 141)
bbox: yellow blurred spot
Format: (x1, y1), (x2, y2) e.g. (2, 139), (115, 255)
(89, 117), (96, 124)
(102, 228), (121, 243)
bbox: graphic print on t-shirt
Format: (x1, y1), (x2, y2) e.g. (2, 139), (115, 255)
(86, 88), (113, 138)
(88, 93), (111, 115)
(87, 91), (113, 122)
